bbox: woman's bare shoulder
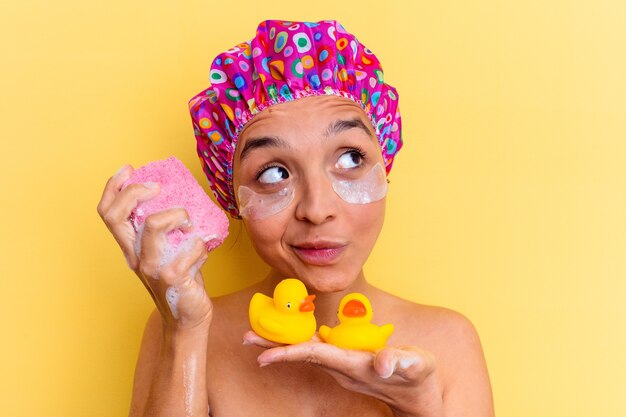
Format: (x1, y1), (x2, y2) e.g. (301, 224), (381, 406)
(375, 289), (485, 361)
(376, 288), (492, 409)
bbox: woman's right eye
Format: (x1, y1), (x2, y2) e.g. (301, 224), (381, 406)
(258, 166), (289, 184)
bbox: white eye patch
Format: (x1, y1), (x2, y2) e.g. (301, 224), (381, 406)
(238, 185), (295, 220)
(332, 163), (388, 204)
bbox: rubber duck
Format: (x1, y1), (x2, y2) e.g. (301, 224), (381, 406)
(319, 293), (394, 352)
(249, 278), (317, 344)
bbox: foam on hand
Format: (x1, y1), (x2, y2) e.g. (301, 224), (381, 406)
(121, 156), (229, 262)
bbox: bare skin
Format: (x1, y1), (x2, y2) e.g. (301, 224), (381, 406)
(98, 96), (494, 417)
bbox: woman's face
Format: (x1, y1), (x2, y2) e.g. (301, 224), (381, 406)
(232, 95), (386, 293)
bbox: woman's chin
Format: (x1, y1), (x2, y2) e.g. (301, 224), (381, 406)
(295, 269), (365, 295)
(265, 259), (366, 294)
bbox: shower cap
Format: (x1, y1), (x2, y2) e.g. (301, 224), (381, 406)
(189, 19), (402, 217)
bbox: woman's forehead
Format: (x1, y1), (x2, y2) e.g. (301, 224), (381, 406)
(239, 96), (374, 142)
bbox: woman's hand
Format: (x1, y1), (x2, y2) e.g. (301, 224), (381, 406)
(97, 164), (213, 331)
(243, 331), (444, 417)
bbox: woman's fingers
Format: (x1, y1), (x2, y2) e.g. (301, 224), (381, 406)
(254, 341), (436, 385)
(98, 165), (160, 224)
(138, 207), (192, 279)
(103, 182), (160, 227)
(97, 164), (160, 266)
(256, 340), (371, 377)
(242, 330), (286, 349)
(101, 182), (161, 269)
(243, 331), (324, 349)
(97, 164), (133, 217)
(373, 347), (435, 381)
(168, 237), (208, 281)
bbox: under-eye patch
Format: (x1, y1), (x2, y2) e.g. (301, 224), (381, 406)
(332, 163), (388, 204)
(237, 184), (295, 220)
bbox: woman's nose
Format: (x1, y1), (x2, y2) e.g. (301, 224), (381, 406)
(294, 174), (338, 224)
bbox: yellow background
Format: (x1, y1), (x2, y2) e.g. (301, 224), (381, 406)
(1, 1), (625, 416)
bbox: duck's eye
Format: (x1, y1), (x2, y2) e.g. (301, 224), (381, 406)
(258, 166), (289, 184)
(286, 302), (291, 309)
(336, 150), (364, 169)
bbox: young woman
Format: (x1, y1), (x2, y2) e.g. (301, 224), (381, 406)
(98, 20), (494, 417)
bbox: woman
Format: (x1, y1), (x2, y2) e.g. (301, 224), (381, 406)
(98, 20), (494, 417)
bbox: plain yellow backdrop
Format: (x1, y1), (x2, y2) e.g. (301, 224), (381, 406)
(1, 0), (625, 416)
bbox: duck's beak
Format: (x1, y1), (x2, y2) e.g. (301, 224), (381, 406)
(299, 294), (316, 312)
(342, 299), (367, 317)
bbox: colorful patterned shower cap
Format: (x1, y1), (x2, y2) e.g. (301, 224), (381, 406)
(189, 19), (402, 217)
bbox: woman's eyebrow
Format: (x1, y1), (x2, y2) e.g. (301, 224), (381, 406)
(324, 118), (375, 141)
(239, 136), (292, 162)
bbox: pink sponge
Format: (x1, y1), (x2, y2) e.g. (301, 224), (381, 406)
(121, 156), (229, 258)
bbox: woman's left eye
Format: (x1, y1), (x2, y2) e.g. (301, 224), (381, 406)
(336, 150), (364, 169)
(258, 166), (289, 184)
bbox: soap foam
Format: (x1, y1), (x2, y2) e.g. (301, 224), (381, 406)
(398, 356), (420, 370)
(132, 220), (205, 281)
(165, 286), (180, 319)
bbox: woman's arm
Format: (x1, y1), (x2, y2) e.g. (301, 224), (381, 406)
(437, 311), (494, 417)
(98, 164), (213, 417)
(130, 309), (210, 417)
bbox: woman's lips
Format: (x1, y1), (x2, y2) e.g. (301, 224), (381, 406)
(291, 242), (347, 265)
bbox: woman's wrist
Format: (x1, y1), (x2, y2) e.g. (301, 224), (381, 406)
(162, 324), (210, 352)
(142, 316), (211, 417)
(161, 309), (213, 338)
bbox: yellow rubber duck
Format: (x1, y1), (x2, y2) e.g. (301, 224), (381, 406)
(249, 278), (317, 344)
(319, 293), (394, 352)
